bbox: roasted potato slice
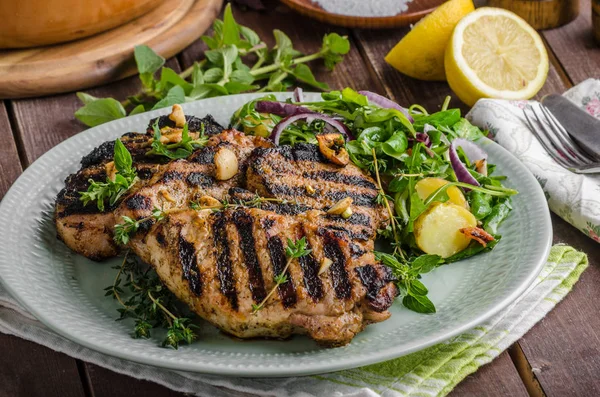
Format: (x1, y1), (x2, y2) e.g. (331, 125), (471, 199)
(414, 202), (477, 258)
(415, 177), (469, 209)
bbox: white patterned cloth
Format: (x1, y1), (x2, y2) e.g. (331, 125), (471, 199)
(467, 78), (600, 243)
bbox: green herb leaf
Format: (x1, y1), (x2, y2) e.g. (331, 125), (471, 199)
(113, 139), (133, 175)
(403, 294), (436, 314)
(287, 64), (328, 90)
(129, 104), (146, 116)
(134, 45), (166, 74)
(74, 98), (126, 127)
(76, 92), (100, 105)
(151, 85), (185, 111)
(221, 3), (240, 46)
(134, 45), (165, 89)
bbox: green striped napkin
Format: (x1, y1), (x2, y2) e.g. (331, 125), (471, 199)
(0, 245), (587, 397)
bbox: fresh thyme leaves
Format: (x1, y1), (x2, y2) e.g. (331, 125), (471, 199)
(189, 195), (292, 212)
(75, 4), (351, 127)
(105, 252), (198, 348)
(80, 139), (137, 211)
(252, 237), (311, 313)
(146, 122), (208, 159)
(114, 208), (166, 245)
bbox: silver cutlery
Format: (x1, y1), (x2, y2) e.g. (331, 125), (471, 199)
(523, 103), (600, 174)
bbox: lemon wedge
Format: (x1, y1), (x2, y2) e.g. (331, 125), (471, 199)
(385, 0), (475, 81)
(445, 7), (549, 106)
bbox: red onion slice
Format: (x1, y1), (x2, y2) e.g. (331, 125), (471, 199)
(255, 101), (315, 117)
(449, 139), (488, 187)
(271, 113), (354, 145)
(358, 90), (414, 123)
(293, 87), (304, 102)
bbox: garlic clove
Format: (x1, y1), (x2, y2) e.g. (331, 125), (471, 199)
(169, 104), (186, 128)
(327, 197), (353, 215)
(318, 257), (333, 275)
(214, 147), (239, 181)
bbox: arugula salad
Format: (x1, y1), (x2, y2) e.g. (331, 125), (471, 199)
(230, 88), (518, 314)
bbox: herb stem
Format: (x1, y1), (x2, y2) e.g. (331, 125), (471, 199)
(111, 251), (132, 309)
(250, 50), (325, 76)
(441, 95), (451, 112)
(179, 60), (207, 80)
(148, 291), (178, 322)
(251, 257), (293, 313)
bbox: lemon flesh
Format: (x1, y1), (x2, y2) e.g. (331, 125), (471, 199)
(445, 7), (549, 106)
(385, 0), (474, 81)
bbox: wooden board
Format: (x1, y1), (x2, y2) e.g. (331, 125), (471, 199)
(0, 0), (222, 99)
(542, 0), (600, 85)
(280, 0), (446, 29)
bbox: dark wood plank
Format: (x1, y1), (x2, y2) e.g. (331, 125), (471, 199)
(0, 101), (87, 397)
(179, 3), (382, 92)
(516, 214), (600, 397)
(543, 0), (600, 85)
(0, 102), (22, 194)
(450, 350), (529, 397)
(0, 331), (86, 397)
(84, 365), (184, 397)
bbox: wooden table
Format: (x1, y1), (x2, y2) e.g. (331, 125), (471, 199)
(1, 1), (599, 396)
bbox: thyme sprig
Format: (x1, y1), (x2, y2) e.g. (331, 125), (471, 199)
(252, 237), (311, 313)
(371, 148), (405, 259)
(104, 252), (198, 348)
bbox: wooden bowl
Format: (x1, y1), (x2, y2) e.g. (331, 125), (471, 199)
(488, 0), (579, 30)
(0, 0), (164, 48)
(279, 0), (446, 29)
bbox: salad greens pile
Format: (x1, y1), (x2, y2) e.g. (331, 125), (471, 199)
(74, 4), (350, 127)
(230, 88), (518, 313)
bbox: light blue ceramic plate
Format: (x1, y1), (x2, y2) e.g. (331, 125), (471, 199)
(0, 93), (552, 377)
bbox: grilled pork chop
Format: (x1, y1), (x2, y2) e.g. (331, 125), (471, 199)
(130, 205), (397, 346)
(55, 115), (224, 260)
(55, 108), (398, 346)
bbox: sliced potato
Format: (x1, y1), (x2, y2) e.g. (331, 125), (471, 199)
(415, 177), (469, 209)
(414, 202), (477, 258)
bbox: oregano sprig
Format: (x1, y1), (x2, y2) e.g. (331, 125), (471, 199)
(80, 138), (137, 211)
(74, 4), (351, 127)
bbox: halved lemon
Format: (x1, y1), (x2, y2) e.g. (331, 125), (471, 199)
(445, 7), (549, 107)
(385, 0), (475, 81)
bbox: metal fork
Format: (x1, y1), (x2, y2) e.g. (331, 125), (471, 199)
(523, 103), (600, 174)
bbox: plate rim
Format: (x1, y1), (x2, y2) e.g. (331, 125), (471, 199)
(0, 93), (552, 377)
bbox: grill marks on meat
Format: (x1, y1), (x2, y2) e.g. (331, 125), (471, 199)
(266, 236), (297, 308)
(131, 207), (397, 346)
(55, 119), (398, 346)
(212, 212), (238, 310)
(232, 210), (267, 303)
(321, 230), (352, 300)
(246, 144), (389, 234)
(115, 131), (273, 230)
(179, 234), (202, 296)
